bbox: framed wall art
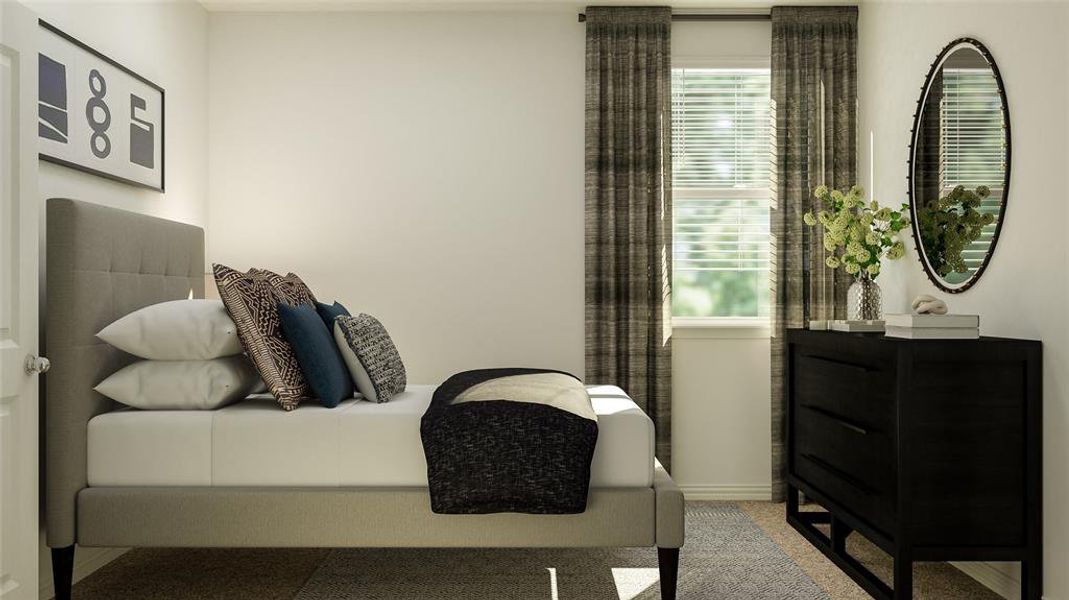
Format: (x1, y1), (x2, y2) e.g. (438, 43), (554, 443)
(37, 20), (165, 191)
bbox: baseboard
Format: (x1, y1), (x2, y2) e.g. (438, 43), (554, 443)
(38, 546), (129, 600)
(680, 484), (772, 501)
(951, 561), (1020, 600)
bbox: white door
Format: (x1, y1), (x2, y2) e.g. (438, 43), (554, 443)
(0, 1), (40, 599)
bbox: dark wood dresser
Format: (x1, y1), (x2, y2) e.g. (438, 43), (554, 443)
(785, 329), (1042, 600)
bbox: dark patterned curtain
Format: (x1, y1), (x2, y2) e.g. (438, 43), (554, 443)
(770, 6), (858, 501)
(584, 6), (674, 470)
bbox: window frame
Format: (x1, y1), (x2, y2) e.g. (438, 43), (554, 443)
(670, 55), (773, 330)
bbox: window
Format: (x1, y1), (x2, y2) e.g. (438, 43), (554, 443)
(939, 67), (1006, 276)
(671, 67), (772, 321)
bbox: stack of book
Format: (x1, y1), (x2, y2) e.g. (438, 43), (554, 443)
(829, 320), (885, 333)
(884, 313), (980, 339)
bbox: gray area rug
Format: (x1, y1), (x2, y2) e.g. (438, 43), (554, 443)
(295, 502), (829, 599)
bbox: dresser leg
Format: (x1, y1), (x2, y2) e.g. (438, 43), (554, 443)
(1022, 559), (1042, 600)
(786, 484), (799, 516)
(893, 551), (912, 600)
(830, 516), (852, 555)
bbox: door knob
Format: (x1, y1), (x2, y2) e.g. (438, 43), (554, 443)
(26, 355), (51, 375)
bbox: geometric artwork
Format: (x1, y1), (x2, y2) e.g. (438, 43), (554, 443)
(37, 20), (164, 191)
(38, 54), (67, 142)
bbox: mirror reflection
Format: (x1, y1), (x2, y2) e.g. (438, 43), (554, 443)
(910, 40), (1008, 292)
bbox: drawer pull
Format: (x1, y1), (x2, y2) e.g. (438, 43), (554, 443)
(801, 453), (876, 496)
(801, 404), (871, 435)
(802, 354), (874, 374)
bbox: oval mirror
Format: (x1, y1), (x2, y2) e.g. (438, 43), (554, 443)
(909, 38), (1010, 293)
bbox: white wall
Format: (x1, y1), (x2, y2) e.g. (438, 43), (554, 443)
(858, 2), (1069, 598)
(671, 328), (771, 498)
(208, 11), (586, 384)
(26, 1), (210, 596)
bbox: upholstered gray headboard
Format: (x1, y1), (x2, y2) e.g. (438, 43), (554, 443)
(45, 198), (205, 548)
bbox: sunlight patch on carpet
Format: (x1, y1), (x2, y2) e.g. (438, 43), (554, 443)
(611, 567), (659, 600)
(547, 567), (559, 600)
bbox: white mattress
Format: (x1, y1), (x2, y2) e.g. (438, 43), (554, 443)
(87, 384), (654, 488)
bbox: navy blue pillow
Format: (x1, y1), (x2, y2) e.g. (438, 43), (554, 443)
(316, 301), (351, 332)
(277, 303), (353, 408)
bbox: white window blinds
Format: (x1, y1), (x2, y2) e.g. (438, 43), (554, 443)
(940, 67), (1006, 274)
(940, 68), (1006, 190)
(671, 68), (772, 319)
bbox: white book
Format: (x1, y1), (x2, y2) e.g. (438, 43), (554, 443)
(884, 313), (980, 329)
(829, 320), (885, 333)
(885, 325), (979, 340)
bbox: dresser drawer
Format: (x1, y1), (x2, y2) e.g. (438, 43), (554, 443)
(792, 351), (895, 433)
(792, 403), (896, 535)
(794, 452), (896, 536)
(793, 405), (893, 488)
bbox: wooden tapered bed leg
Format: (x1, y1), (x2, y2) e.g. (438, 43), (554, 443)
(658, 546), (680, 599)
(52, 545), (75, 600)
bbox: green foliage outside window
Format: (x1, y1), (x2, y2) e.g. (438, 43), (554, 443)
(671, 68), (770, 318)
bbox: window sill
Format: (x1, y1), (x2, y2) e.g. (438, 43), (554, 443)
(672, 317), (771, 339)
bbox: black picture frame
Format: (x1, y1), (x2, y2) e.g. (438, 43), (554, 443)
(907, 37), (1010, 294)
(38, 19), (166, 192)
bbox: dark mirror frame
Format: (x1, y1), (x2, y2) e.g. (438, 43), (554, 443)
(908, 37), (1011, 294)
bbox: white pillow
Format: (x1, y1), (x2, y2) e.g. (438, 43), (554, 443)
(94, 357), (263, 410)
(98, 299), (243, 359)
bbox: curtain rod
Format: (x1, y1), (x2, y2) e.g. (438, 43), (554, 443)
(577, 12), (771, 22)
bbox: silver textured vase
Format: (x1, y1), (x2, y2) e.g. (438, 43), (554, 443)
(847, 275), (883, 321)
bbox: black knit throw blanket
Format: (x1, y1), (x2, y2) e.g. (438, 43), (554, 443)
(420, 368), (599, 514)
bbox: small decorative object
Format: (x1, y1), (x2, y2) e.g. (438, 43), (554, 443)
(848, 277), (883, 321)
(808, 320), (829, 331)
(38, 21), (165, 191)
(804, 185), (910, 321)
(829, 320), (885, 333)
(910, 294), (948, 315)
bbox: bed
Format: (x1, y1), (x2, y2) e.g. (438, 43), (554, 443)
(87, 385), (654, 488)
(44, 198), (685, 599)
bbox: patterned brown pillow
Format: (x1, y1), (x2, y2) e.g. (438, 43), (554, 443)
(261, 270), (318, 306)
(213, 264), (316, 410)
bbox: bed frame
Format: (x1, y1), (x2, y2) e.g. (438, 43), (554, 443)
(44, 198), (685, 599)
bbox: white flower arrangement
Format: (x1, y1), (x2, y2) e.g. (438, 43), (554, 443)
(802, 185), (909, 280)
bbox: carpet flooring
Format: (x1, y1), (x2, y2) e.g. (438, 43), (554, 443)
(294, 503), (824, 599)
(67, 502), (1004, 599)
